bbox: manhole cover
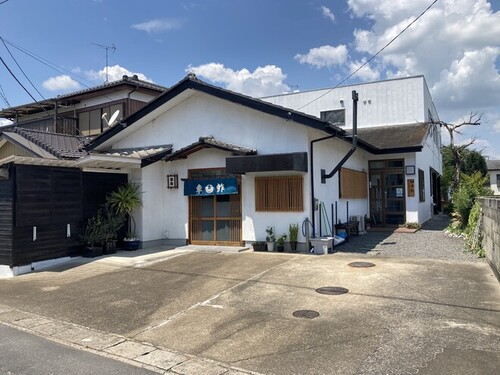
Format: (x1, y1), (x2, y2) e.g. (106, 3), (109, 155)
(293, 310), (320, 319)
(316, 286), (349, 295)
(348, 261), (376, 268)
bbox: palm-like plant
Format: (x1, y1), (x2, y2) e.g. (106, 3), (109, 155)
(107, 182), (143, 239)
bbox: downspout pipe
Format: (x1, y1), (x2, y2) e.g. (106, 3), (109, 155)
(310, 134), (336, 237)
(321, 90), (359, 184)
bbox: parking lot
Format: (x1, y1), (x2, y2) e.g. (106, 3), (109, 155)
(1, 245), (499, 375)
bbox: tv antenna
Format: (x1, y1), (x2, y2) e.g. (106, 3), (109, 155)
(91, 42), (116, 82)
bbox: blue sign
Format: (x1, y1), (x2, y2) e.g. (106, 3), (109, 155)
(184, 178), (238, 196)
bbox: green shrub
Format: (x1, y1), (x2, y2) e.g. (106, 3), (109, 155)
(452, 172), (490, 229)
(465, 201), (484, 257)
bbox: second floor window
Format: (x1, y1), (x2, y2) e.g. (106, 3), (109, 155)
(320, 109), (345, 126)
(78, 104), (123, 136)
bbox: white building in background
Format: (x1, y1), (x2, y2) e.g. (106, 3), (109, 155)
(487, 160), (500, 195)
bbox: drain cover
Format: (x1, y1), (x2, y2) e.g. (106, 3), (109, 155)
(348, 261), (376, 268)
(293, 310), (320, 319)
(316, 286), (349, 295)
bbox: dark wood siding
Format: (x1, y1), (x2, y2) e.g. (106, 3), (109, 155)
(12, 165), (83, 267)
(82, 172), (127, 223)
(3, 165), (128, 267)
(0, 168), (13, 265)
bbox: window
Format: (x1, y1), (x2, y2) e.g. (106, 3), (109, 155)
(496, 174), (500, 187)
(255, 176), (303, 212)
(320, 109), (345, 126)
(78, 103), (124, 136)
(418, 169), (425, 202)
(340, 168), (368, 199)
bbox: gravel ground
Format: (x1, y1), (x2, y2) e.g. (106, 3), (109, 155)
(337, 213), (486, 263)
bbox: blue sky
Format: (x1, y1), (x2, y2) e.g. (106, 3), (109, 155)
(1, 0), (499, 158)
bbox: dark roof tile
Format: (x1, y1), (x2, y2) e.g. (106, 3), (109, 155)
(14, 128), (88, 159)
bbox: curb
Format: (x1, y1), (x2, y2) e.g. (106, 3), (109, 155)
(0, 304), (264, 375)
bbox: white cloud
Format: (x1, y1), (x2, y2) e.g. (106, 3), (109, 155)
(185, 63), (291, 97)
(431, 47), (500, 109)
(349, 59), (380, 81)
(42, 75), (81, 91)
(86, 65), (153, 83)
(320, 5), (336, 22)
(295, 45), (348, 69)
(131, 19), (181, 34)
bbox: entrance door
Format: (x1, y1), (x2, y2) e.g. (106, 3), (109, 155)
(188, 169), (242, 245)
(369, 161), (405, 227)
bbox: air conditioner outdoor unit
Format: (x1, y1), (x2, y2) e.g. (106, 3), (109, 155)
(349, 215), (366, 235)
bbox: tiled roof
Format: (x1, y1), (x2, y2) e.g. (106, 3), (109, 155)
(487, 160), (500, 171)
(53, 75), (167, 100)
(0, 75), (168, 118)
(356, 123), (430, 151)
(163, 136), (257, 162)
(14, 128), (88, 159)
(99, 144), (173, 159)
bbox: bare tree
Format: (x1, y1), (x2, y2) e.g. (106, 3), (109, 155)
(432, 112), (481, 192)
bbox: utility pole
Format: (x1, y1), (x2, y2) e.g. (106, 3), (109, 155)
(91, 43), (116, 82)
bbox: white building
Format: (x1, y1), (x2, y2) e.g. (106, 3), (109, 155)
(487, 160), (500, 195)
(85, 74), (442, 248)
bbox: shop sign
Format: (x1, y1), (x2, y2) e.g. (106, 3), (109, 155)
(183, 178), (238, 196)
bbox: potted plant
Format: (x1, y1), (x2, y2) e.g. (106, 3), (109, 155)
(252, 241), (267, 252)
(101, 203), (125, 254)
(107, 182), (143, 251)
(81, 213), (106, 258)
(288, 223), (299, 252)
(276, 233), (287, 252)
(265, 226), (276, 251)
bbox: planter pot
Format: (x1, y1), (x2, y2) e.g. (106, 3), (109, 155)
(290, 241), (298, 252)
(83, 246), (103, 258)
(104, 240), (117, 254)
(252, 243), (267, 252)
(266, 242), (275, 252)
(123, 240), (140, 251)
(277, 245), (285, 252)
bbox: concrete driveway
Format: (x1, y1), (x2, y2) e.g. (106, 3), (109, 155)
(1, 247), (499, 375)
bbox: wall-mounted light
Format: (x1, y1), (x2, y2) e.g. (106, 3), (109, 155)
(167, 174), (179, 189)
(339, 99), (344, 108)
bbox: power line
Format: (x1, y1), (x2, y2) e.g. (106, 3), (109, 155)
(1, 37), (96, 88)
(0, 56), (53, 117)
(0, 56), (39, 103)
(297, 0), (439, 111)
(0, 83), (11, 107)
(0, 36), (45, 100)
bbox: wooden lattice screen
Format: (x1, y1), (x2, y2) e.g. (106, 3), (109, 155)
(340, 168), (368, 199)
(255, 176), (303, 212)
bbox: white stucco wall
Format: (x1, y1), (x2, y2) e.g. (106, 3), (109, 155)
(118, 92), (316, 244)
(415, 124), (443, 223)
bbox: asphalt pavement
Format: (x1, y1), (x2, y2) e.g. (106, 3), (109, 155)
(0, 324), (158, 375)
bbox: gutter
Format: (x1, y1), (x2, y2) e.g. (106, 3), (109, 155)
(310, 134), (336, 236)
